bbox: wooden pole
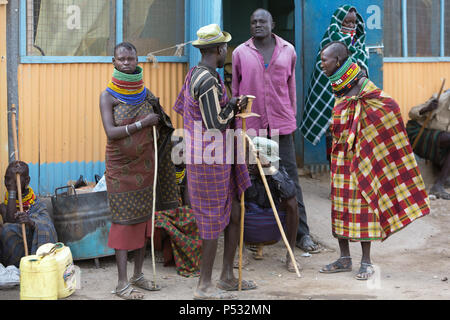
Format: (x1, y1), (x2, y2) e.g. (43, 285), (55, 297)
(0, 1), (9, 202)
(238, 118), (246, 290)
(150, 125), (158, 289)
(246, 135), (301, 278)
(237, 95), (257, 291)
(412, 78), (446, 150)
(10, 105), (29, 256)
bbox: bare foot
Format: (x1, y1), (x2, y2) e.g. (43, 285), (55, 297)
(285, 254), (302, 273)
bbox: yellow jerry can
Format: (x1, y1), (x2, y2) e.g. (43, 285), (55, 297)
(20, 254), (58, 300)
(36, 242), (76, 299)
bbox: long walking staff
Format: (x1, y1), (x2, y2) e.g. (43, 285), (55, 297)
(150, 125), (159, 290)
(246, 134), (301, 278)
(235, 95), (259, 291)
(10, 104), (29, 256)
(412, 78), (446, 150)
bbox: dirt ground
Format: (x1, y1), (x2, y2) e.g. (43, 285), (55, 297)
(0, 160), (449, 301)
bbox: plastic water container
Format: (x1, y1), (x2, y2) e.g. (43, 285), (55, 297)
(20, 255), (58, 300)
(36, 242), (76, 299)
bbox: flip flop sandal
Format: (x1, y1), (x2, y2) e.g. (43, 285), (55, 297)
(355, 263), (375, 280)
(319, 257), (352, 273)
(431, 190), (450, 200)
(429, 185), (450, 200)
(297, 235), (321, 254)
(112, 283), (144, 300)
(193, 289), (238, 300)
(130, 273), (161, 291)
(217, 279), (257, 291)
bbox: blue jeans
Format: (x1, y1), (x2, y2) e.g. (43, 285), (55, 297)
(277, 134), (310, 239)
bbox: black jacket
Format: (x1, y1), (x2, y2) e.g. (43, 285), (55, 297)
(245, 165), (296, 208)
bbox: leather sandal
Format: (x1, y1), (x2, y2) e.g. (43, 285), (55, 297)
(319, 256), (352, 273)
(112, 283), (144, 300)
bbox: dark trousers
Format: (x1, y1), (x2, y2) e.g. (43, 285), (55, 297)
(277, 134), (310, 239)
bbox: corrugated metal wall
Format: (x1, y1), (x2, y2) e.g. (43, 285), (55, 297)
(0, 2), (7, 198)
(17, 62), (186, 195)
(383, 62), (450, 122)
(16, 60), (450, 195)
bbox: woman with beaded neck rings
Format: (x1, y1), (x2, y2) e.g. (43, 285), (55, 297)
(318, 41), (430, 281)
(320, 41), (366, 98)
(100, 42), (179, 299)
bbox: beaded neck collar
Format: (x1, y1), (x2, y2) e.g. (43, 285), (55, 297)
(341, 26), (356, 36)
(328, 58), (363, 97)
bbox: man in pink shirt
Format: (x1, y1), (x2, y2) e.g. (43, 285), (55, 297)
(232, 8), (319, 255)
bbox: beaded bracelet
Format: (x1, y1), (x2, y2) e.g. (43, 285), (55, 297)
(135, 121), (143, 131)
(8, 191), (17, 199)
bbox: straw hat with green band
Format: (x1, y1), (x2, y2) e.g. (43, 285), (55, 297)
(192, 24), (232, 48)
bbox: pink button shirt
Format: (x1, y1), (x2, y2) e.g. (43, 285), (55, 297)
(232, 34), (297, 135)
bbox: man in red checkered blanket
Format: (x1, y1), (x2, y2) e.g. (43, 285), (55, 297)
(317, 41), (430, 280)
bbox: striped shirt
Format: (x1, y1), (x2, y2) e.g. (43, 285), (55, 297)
(190, 64), (235, 131)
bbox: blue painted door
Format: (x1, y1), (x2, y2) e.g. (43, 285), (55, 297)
(295, 0), (384, 169)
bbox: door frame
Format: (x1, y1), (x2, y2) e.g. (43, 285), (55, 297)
(293, 0), (304, 166)
(0, 1), (8, 197)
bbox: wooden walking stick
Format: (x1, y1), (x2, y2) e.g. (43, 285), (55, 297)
(10, 104), (29, 256)
(150, 125), (159, 290)
(412, 78), (446, 150)
(246, 134), (301, 278)
(235, 95), (259, 291)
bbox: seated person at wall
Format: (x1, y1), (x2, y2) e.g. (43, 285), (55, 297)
(0, 161), (58, 267)
(152, 136), (201, 278)
(242, 137), (300, 273)
(153, 206), (201, 278)
(406, 89), (450, 200)
(172, 135), (190, 207)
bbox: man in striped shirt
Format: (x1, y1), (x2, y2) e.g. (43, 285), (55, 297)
(173, 24), (256, 300)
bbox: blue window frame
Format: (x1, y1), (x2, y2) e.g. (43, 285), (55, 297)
(384, 0), (450, 62)
(19, 0), (189, 63)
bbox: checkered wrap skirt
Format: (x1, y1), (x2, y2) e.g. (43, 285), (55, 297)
(173, 68), (251, 240)
(330, 80), (430, 241)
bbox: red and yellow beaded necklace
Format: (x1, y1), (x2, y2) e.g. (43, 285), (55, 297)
(328, 58), (364, 97)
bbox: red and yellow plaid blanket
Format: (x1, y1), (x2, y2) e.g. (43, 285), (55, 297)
(154, 206), (201, 277)
(330, 80), (430, 241)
